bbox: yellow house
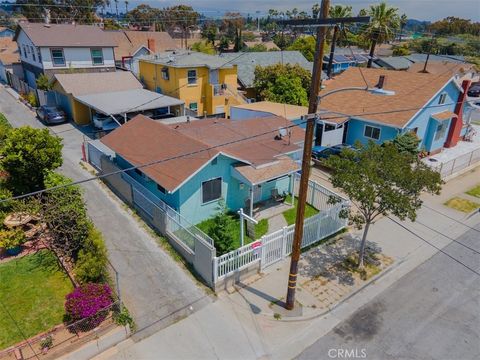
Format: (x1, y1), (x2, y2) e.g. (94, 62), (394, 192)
(138, 51), (246, 117)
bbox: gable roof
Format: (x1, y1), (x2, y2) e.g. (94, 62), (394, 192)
(101, 115), (305, 192)
(15, 23), (117, 47)
(374, 56), (412, 70)
(319, 67), (457, 128)
(0, 37), (19, 65)
(53, 71), (143, 96)
(140, 50), (234, 69)
(106, 30), (178, 61)
(220, 51), (324, 88)
(407, 61), (474, 76)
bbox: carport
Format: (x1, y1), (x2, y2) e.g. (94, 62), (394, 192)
(74, 88), (185, 127)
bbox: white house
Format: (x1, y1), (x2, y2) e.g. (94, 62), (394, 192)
(14, 23), (117, 88)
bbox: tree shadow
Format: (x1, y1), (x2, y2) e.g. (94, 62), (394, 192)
(299, 234), (382, 286)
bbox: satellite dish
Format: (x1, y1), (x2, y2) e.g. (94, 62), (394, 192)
(278, 127), (287, 137)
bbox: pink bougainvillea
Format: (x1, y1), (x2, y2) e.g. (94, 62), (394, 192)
(65, 283), (113, 329)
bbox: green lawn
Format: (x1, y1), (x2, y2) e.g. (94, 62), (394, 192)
(0, 250), (74, 349)
(197, 215), (269, 250)
(466, 184), (480, 198)
(444, 197), (480, 213)
(282, 194), (320, 226)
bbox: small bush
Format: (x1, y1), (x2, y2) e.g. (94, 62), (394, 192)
(27, 92), (38, 107)
(39, 335), (53, 350)
(0, 228), (26, 249)
(273, 313), (282, 320)
(113, 306), (135, 331)
(64, 283), (113, 328)
(75, 225), (108, 283)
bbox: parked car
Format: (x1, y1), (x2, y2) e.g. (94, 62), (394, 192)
(467, 82), (480, 97)
(36, 106), (66, 125)
(93, 112), (121, 131)
(312, 144), (354, 160)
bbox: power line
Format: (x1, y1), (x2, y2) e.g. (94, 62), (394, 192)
(387, 216), (480, 277)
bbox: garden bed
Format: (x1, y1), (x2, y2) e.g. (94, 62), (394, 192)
(0, 250), (74, 349)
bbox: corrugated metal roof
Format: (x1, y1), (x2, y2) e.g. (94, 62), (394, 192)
(75, 89), (184, 115)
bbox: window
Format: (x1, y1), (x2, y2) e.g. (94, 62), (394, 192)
(324, 123), (336, 132)
(22, 45), (27, 57)
(434, 122), (447, 141)
(90, 48), (104, 65)
(31, 46), (35, 61)
(189, 102), (198, 111)
(50, 49), (65, 66)
(37, 48), (41, 62)
(364, 125), (381, 140)
(187, 69), (197, 85)
(157, 184), (166, 194)
(161, 67), (169, 80)
(438, 93), (447, 105)
(202, 177), (222, 203)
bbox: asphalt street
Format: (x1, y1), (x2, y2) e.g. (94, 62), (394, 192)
(298, 219), (480, 360)
(0, 86), (211, 340)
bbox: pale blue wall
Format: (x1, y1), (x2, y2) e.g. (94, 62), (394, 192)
(345, 118), (399, 145)
(115, 153), (292, 224)
(345, 79), (461, 151)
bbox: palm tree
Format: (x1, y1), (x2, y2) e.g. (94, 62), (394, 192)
(114, 0), (119, 19)
(326, 5), (352, 78)
(124, 1), (129, 15)
(362, 2), (400, 68)
(399, 14), (408, 41)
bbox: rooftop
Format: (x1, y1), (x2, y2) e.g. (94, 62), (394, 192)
(374, 56), (412, 70)
(0, 37), (19, 65)
(101, 115), (305, 192)
(53, 71), (143, 96)
(139, 50), (235, 69)
(75, 89), (184, 115)
(220, 51), (324, 88)
(106, 30), (178, 61)
(15, 23), (117, 47)
(319, 67), (456, 128)
(232, 101), (308, 120)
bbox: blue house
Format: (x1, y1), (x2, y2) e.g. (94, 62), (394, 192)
(101, 115), (305, 224)
(323, 54), (357, 75)
(318, 67), (471, 154)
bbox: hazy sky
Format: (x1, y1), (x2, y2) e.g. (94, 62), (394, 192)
(128, 0), (480, 21)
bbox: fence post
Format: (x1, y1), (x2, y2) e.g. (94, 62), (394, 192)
(213, 257), (218, 285)
(469, 151), (474, 167)
(282, 226), (288, 258)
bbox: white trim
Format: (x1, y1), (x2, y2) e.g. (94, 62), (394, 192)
(131, 45), (151, 58)
(350, 116), (400, 129)
(201, 176), (222, 204)
(169, 151), (251, 193)
(364, 124), (381, 140)
(403, 77), (458, 129)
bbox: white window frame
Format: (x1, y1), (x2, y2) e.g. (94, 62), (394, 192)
(189, 102), (198, 112)
(90, 48), (104, 66)
(201, 177), (222, 204)
(50, 48), (65, 67)
(364, 125), (381, 140)
(187, 69), (197, 85)
(161, 67), (169, 80)
(438, 93), (447, 105)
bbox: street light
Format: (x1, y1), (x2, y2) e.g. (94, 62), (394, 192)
(285, 80), (395, 310)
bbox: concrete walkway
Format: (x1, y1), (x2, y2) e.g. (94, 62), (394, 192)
(268, 214), (288, 233)
(0, 86), (211, 340)
(95, 166), (480, 358)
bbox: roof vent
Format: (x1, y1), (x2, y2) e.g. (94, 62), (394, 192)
(376, 75), (386, 89)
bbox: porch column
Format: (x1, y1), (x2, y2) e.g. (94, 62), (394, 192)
(249, 186), (254, 217)
(445, 79), (471, 148)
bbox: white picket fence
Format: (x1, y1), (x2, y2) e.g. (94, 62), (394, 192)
(214, 193), (348, 281)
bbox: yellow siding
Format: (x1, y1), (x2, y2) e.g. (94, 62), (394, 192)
(72, 100), (91, 125)
(138, 59), (243, 116)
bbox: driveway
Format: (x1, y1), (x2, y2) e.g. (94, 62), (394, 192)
(0, 86), (211, 339)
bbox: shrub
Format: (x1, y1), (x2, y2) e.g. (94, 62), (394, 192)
(27, 92), (38, 107)
(64, 283), (113, 328)
(113, 306), (135, 331)
(75, 225), (108, 283)
(209, 201), (235, 255)
(39, 335), (53, 350)
(35, 74), (52, 91)
(0, 228), (26, 249)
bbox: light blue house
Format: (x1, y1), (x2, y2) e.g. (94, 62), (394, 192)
(101, 115), (305, 224)
(319, 67), (471, 154)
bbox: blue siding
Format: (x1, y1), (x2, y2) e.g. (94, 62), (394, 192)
(116, 153), (292, 224)
(345, 118), (399, 146)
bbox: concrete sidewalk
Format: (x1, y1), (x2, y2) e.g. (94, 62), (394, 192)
(95, 168), (480, 359)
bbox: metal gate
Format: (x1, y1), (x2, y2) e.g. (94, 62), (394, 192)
(87, 142), (104, 170)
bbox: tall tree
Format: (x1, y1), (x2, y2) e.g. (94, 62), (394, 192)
(16, 0), (103, 24)
(0, 127), (63, 195)
(124, 0), (128, 15)
(161, 5), (199, 49)
(114, 0), (119, 19)
(361, 2), (400, 68)
(201, 22), (218, 46)
(326, 142), (442, 268)
(126, 4), (159, 27)
(326, 5), (353, 78)
(221, 12), (245, 52)
(399, 13), (408, 41)
(287, 36), (316, 61)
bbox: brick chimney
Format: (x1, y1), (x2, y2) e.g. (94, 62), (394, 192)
(147, 38), (156, 53)
(445, 79), (471, 148)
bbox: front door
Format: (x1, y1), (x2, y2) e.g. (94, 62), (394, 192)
(253, 184), (262, 203)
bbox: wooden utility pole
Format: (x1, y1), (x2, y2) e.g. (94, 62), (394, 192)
(285, 0), (330, 310)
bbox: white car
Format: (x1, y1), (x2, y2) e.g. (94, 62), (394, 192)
(93, 113), (120, 131)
